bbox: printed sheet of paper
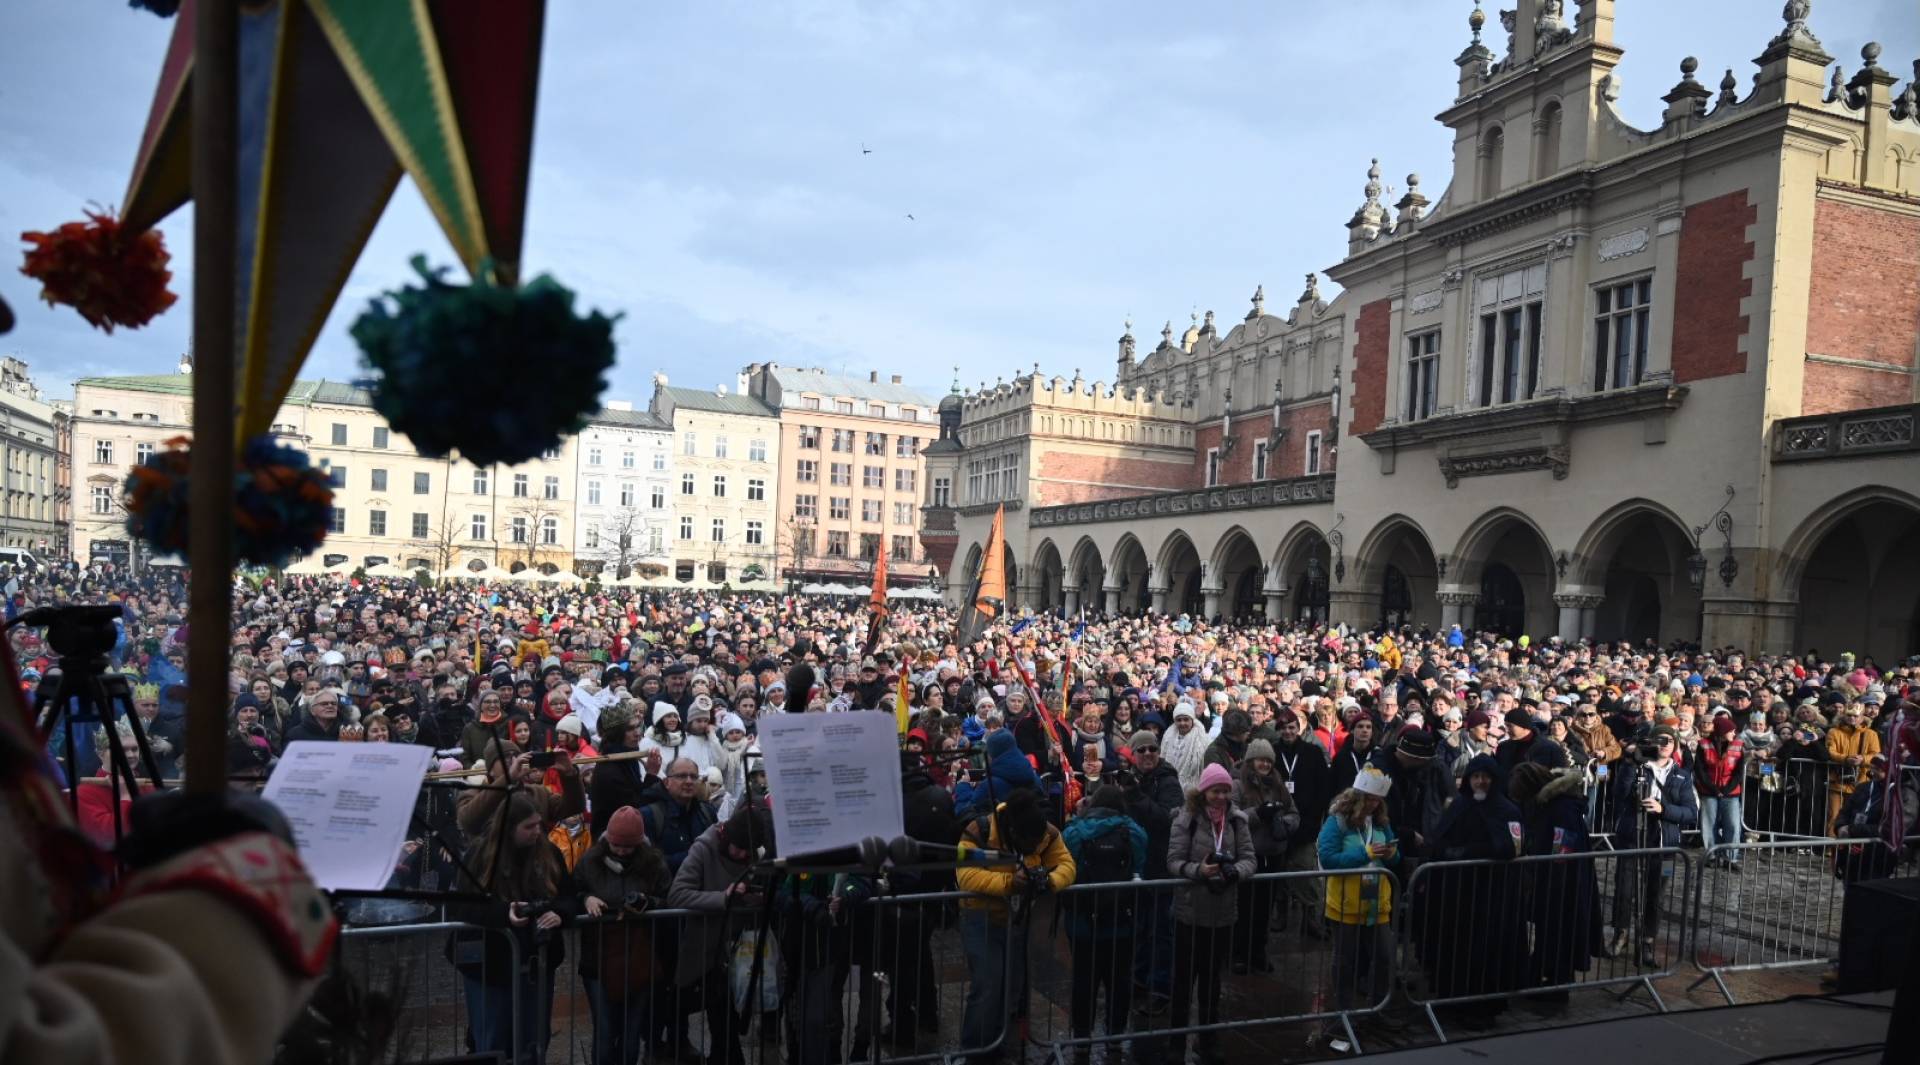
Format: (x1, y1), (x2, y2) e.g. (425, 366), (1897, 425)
(758, 711), (905, 857)
(262, 741), (433, 891)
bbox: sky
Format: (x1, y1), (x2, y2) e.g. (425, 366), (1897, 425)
(3, 0), (1915, 406)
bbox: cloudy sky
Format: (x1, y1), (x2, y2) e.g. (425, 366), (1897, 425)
(3, 0), (1913, 404)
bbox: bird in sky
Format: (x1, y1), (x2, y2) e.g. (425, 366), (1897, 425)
(905, 214), (915, 221)
(862, 143), (872, 155)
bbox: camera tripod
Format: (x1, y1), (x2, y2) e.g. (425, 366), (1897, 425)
(12, 605), (168, 846)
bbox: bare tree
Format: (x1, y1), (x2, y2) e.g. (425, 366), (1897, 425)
(592, 506), (648, 579)
(407, 519), (463, 576)
(508, 498), (566, 570)
(777, 517), (817, 586)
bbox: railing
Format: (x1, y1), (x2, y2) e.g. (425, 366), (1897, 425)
(1028, 473), (1335, 529)
(1771, 402), (1919, 462)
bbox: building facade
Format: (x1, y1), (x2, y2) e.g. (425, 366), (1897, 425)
(648, 375), (782, 586)
(573, 402), (674, 578)
(0, 358), (63, 559)
(744, 363), (938, 587)
(70, 372), (581, 574)
(927, 1), (1920, 661)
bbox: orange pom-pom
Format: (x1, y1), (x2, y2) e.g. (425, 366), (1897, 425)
(19, 210), (178, 332)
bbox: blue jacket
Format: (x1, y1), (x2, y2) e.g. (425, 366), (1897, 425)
(955, 730), (1042, 816)
(1609, 759), (1699, 847)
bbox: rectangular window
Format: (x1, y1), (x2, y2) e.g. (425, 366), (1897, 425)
(510, 517), (528, 544)
(368, 510), (387, 537)
(512, 473), (529, 498)
(682, 432), (697, 456)
(835, 400), (854, 415)
(1304, 430), (1323, 475)
(372, 427), (389, 449)
(712, 475), (727, 498)
(588, 481), (602, 506)
(331, 423), (347, 446)
(710, 518), (726, 543)
(413, 471), (430, 494)
(895, 435), (920, 458)
(1593, 277), (1653, 392)
(91, 485), (114, 514)
(329, 466), (348, 489)
(865, 432), (886, 455)
(749, 439), (767, 462)
(932, 477), (950, 507)
(1476, 313), (1497, 408)
(891, 535), (914, 561)
(617, 481), (633, 507)
(831, 429), (853, 453)
(370, 468), (388, 492)
(329, 507), (347, 534)
(858, 533), (879, 559)
(679, 516), (693, 540)
(411, 512), (429, 539)
(803, 396), (822, 410)
(893, 502), (914, 525)
(901, 406), (918, 422)
(862, 465), (884, 488)
(747, 478), (765, 501)
(796, 459), (817, 483)
(542, 476), (558, 500)
(473, 468), (490, 494)
(649, 527), (664, 552)
(798, 426), (820, 449)
(1253, 440), (1269, 480)
(793, 528), (816, 556)
(541, 518), (559, 545)
(714, 435), (728, 459)
(135, 441), (155, 464)
(471, 513), (488, 540)
(1473, 263), (1547, 406)
(861, 499), (882, 523)
(795, 495), (817, 520)
(95, 440), (114, 464)
(829, 496), (851, 520)
(649, 486), (664, 509)
(1204, 448), (1221, 487)
(650, 452), (664, 471)
(623, 450), (636, 469)
(681, 473), (695, 495)
(826, 530), (849, 556)
(588, 446), (602, 466)
(746, 520), (764, 545)
(585, 527), (600, 550)
(1405, 329), (1441, 422)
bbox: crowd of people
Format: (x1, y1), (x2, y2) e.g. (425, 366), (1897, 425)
(9, 559), (1920, 1064)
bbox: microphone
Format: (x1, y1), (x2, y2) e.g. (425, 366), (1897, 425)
(888, 835), (1022, 867)
(759, 835), (889, 872)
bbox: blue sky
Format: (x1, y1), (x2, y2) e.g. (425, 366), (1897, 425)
(3, 0), (1914, 404)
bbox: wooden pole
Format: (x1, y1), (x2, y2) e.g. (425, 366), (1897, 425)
(184, 0), (237, 795)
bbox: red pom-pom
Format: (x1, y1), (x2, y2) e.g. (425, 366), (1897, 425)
(19, 210), (178, 332)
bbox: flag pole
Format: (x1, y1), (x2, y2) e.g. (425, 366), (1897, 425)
(184, 0), (239, 796)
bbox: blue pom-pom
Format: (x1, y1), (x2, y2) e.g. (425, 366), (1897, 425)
(122, 436), (335, 568)
(352, 257), (618, 467)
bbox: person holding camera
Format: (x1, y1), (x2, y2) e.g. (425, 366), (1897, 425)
(449, 789), (572, 1065)
(1606, 726), (1697, 965)
(573, 806), (670, 1065)
(954, 787), (1076, 1065)
(1230, 739), (1299, 973)
(1162, 762), (1256, 1065)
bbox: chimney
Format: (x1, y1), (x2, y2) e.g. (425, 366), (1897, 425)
(869, 371), (879, 383)
(890, 374), (902, 385)
(736, 371), (749, 395)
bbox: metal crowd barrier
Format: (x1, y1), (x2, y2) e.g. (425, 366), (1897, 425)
(1399, 847), (1691, 1044)
(1023, 868), (1402, 1060)
(1687, 837), (1885, 1005)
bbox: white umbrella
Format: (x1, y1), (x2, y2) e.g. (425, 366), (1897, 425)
(540, 570), (584, 584)
(366, 562), (410, 578)
(468, 565), (516, 581)
(284, 555), (329, 575)
(505, 567), (544, 582)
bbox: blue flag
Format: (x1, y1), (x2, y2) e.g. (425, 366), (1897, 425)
(1070, 620), (1086, 643)
(1161, 656), (1184, 694)
(1010, 617), (1033, 635)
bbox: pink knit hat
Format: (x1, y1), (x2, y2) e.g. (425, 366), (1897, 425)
(1198, 762), (1234, 794)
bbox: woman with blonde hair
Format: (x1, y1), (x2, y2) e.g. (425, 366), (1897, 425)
(1316, 767), (1399, 1033)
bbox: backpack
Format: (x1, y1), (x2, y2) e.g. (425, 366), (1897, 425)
(1072, 819), (1136, 933)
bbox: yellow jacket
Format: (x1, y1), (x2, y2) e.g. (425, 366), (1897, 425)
(954, 807), (1076, 918)
(1824, 725), (1881, 794)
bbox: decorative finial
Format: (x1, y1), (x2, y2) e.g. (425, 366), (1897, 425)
(1773, 1), (1822, 50)
(1162, 320), (1174, 344)
(1717, 68), (1739, 107)
(1680, 56), (1699, 81)
(1365, 158), (1383, 202)
(1301, 273), (1321, 303)
(1862, 41), (1883, 66)
(1826, 64), (1845, 102)
(1248, 285), (1265, 320)
(1123, 316), (1133, 336)
(951, 366), (961, 393)
(1201, 309), (1215, 334)
(1469, 3), (1485, 44)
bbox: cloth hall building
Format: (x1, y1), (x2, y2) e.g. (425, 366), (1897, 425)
(920, 1), (1920, 661)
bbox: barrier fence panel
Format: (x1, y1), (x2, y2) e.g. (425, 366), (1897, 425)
(1020, 867), (1402, 1061)
(1687, 837), (1893, 1005)
(332, 920), (523, 1063)
(1399, 847), (1691, 1045)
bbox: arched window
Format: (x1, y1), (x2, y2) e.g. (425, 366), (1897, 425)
(1480, 126), (1506, 199)
(1533, 102), (1563, 179)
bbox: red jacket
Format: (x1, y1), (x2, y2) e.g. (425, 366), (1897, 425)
(1698, 737), (1745, 797)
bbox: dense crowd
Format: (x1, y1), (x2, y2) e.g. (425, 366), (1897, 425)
(8, 559), (1919, 1064)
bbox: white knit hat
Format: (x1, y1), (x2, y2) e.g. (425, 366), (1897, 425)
(555, 714), (584, 738)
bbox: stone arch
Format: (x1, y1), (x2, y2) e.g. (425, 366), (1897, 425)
(1451, 508), (1558, 638)
(1029, 538), (1065, 613)
(1353, 513), (1441, 630)
(1154, 530), (1204, 616)
(1209, 525), (1266, 620)
(1570, 499), (1700, 645)
(1779, 487), (1920, 661)
(1272, 520), (1332, 625)
(1107, 533), (1151, 615)
(1066, 536), (1105, 615)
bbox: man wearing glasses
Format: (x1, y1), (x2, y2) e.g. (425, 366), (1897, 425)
(1607, 726), (1698, 965)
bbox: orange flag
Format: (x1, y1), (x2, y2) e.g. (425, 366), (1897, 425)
(958, 504), (1007, 644)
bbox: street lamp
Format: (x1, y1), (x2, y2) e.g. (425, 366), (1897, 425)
(1685, 549), (1707, 592)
